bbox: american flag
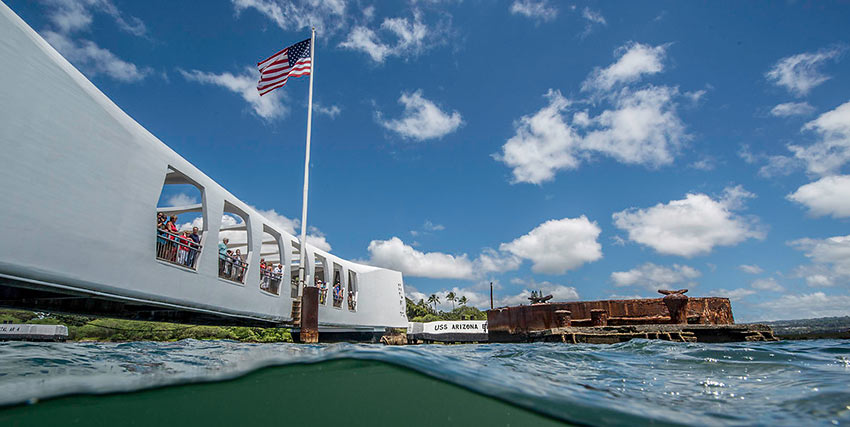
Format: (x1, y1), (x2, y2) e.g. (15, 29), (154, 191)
(256, 38), (311, 96)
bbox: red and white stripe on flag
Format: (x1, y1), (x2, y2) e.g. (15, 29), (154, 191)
(256, 40), (312, 96)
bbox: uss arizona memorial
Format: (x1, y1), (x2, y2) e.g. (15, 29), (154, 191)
(0, 3), (408, 335)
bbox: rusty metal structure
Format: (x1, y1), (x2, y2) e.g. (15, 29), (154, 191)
(487, 290), (776, 343)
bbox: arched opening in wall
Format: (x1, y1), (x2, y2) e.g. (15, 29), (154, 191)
(332, 263), (344, 308)
(218, 202), (250, 284)
(259, 225), (282, 295)
(156, 167), (205, 269)
(290, 239), (301, 298)
(347, 270), (358, 311)
(314, 254), (328, 305)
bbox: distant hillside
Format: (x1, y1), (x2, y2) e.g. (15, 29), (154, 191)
(754, 316), (850, 339)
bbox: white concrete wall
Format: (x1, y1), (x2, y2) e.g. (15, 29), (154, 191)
(0, 3), (407, 329)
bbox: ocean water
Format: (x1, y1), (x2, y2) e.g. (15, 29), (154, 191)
(0, 339), (849, 426)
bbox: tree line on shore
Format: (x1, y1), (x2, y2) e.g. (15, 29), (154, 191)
(406, 295), (487, 323)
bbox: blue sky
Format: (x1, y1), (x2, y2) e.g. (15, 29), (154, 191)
(7, 0), (850, 321)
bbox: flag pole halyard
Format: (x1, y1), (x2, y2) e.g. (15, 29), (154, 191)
(297, 27), (316, 297)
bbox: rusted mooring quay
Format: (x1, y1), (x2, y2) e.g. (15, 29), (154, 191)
(486, 290), (778, 344)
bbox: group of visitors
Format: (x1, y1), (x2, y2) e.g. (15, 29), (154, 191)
(259, 259), (283, 294)
(332, 279), (344, 308)
(218, 238), (248, 282)
(156, 213), (201, 268)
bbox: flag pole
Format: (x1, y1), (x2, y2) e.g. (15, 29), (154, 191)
(298, 27), (316, 297)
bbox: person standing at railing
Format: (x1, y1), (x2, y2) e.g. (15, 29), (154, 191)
(166, 215), (179, 262)
(272, 263), (282, 293)
(156, 213), (167, 259)
(234, 249), (244, 281)
(259, 259), (268, 289)
(218, 238), (228, 275)
(177, 230), (190, 265)
(185, 227), (199, 267)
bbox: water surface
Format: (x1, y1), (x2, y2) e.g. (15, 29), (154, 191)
(1, 339), (849, 425)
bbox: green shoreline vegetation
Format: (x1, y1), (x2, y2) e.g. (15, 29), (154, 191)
(405, 297), (487, 322)
(0, 309), (292, 342)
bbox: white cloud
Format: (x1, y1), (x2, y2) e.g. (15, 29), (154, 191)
(165, 193), (197, 207)
(612, 186), (765, 257)
(423, 220), (445, 232)
(789, 235), (850, 287)
(582, 86), (686, 167)
(339, 11), (440, 63)
(43, 31), (150, 82)
(582, 42), (667, 93)
(509, 0), (558, 22)
(500, 216), (602, 274)
(231, 0), (348, 35)
(378, 90), (463, 141)
(610, 263), (700, 292)
(757, 292), (850, 321)
(765, 46), (844, 97)
(313, 103), (341, 119)
(43, 0), (147, 36)
(770, 102), (815, 117)
(369, 216), (601, 279)
(179, 68), (287, 120)
(38, 1), (150, 83)
(751, 277), (784, 292)
(495, 86), (687, 184)
(738, 264), (763, 274)
(689, 157), (715, 171)
(789, 100), (850, 176)
(254, 208), (331, 252)
(580, 7), (606, 37)
(713, 288), (756, 301)
(366, 237), (477, 279)
(787, 175), (850, 218)
(495, 90), (580, 184)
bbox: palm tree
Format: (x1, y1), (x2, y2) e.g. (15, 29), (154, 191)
(458, 296), (468, 306)
(446, 291), (456, 310)
(427, 294), (440, 313)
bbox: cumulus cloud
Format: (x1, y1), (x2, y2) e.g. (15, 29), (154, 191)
(582, 42), (667, 93)
(612, 186), (765, 257)
(43, 0), (147, 36)
(39, 0), (150, 83)
(313, 103), (341, 119)
(500, 216), (602, 275)
(789, 234), (850, 287)
(369, 216), (600, 278)
(765, 46), (844, 97)
(43, 31), (150, 82)
(610, 263), (700, 292)
(165, 193), (198, 207)
(378, 90), (463, 141)
(495, 86), (686, 184)
(509, 0), (558, 22)
(787, 175), (850, 218)
(339, 11), (445, 63)
(770, 102), (815, 117)
(179, 68), (288, 120)
(232, 0), (348, 35)
(758, 292), (850, 321)
(751, 277), (784, 292)
(254, 208), (331, 252)
(497, 42), (688, 184)
(788, 100), (850, 176)
(738, 264), (763, 274)
(366, 237), (477, 279)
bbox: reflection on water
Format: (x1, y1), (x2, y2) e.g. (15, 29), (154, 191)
(1, 339), (849, 425)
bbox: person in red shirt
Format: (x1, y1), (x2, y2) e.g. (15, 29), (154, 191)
(177, 230), (190, 266)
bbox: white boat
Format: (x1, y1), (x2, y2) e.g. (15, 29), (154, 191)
(0, 3), (408, 337)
